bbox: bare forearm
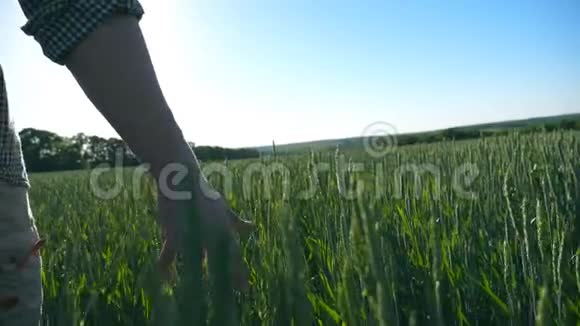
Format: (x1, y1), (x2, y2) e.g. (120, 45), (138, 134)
(64, 15), (206, 252)
(64, 15), (200, 183)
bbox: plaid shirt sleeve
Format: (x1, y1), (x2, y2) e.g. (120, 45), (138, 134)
(0, 66), (29, 188)
(0, 1), (145, 186)
(19, 0), (145, 65)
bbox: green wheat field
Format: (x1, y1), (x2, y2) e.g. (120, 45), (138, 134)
(29, 132), (579, 325)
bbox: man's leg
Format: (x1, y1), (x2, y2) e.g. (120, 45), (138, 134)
(0, 182), (42, 326)
(0, 64), (42, 325)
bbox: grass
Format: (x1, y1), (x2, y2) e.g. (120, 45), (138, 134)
(29, 131), (580, 325)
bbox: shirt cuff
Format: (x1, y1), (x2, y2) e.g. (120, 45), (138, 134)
(21, 0), (145, 65)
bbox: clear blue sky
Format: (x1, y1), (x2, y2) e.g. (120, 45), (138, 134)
(1, 0), (579, 147)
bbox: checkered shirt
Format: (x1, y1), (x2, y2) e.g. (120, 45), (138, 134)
(19, 0), (145, 65)
(0, 66), (29, 187)
(0, 1), (144, 187)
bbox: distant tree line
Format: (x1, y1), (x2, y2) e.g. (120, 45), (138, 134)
(394, 118), (580, 146)
(18, 119), (580, 172)
(18, 128), (260, 173)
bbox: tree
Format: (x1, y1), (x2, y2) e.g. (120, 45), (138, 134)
(19, 128), (65, 172)
(559, 119), (579, 130)
(17, 128), (259, 173)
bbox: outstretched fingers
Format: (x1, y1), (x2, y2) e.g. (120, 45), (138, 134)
(205, 228), (249, 292)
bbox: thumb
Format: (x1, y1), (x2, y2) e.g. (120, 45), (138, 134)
(228, 210), (256, 238)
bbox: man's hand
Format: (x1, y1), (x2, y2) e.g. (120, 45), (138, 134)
(158, 189), (254, 290)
